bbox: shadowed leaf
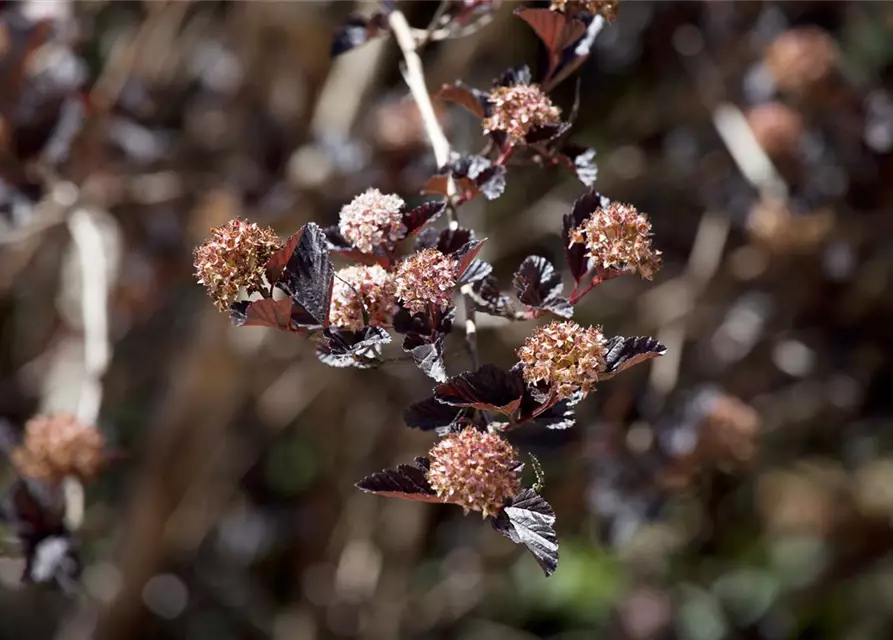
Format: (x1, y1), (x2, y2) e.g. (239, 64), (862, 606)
(563, 190), (610, 283)
(453, 238), (487, 282)
(317, 326), (390, 368)
(513, 256), (572, 318)
(266, 228), (303, 287)
(434, 364), (525, 415)
(437, 82), (490, 118)
(458, 259), (493, 285)
(404, 397), (465, 431)
(493, 65), (532, 88)
(469, 276), (517, 318)
(514, 9), (587, 58)
(230, 299), (313, 333)
(404, 334), (448, 382)
(525, 122), (571, 145)
(276, 222), (335, 327)
(491, 489), (559, 576)
(356, 458), (444, 504)
(561, 144), (598, 186)
(423, 155), (506, 202)
(600, 336), (667, 380)
(402, 201), (446, 237)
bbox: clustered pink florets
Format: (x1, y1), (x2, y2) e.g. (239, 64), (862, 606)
(338, 188), (407, 254)
(569, 201), (661, 280)
(394, 248), (458, 315)
(517, 320), (608, 400)
(330, 264), (398, 331)
(426, 428), (521, 517)
(12, 414), (106, 483)
(482, 84), (562, 146)
(550, 0), (620, 20)
(194, 218), (282, 311)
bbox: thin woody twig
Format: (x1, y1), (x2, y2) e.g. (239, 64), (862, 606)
(389, 9), (478, 367)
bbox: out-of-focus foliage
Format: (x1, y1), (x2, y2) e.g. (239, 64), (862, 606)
(2, 1), (893, 639)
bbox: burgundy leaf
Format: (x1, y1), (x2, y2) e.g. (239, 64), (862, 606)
(437, 82), (490, 119)
(266, 228), (304, 287)
(402, 201), (446, 237)
(491, 489), (559, 576)
(413, 226), (441, 251)
(513, 256), (564, 308)
(421, 174), (475, 200)
(438, 227), (474, 254)
(560, 144), (598, 186)
(393, 304), (455, 339)
(563, 190), (610, 283)
(404, 397), (465, 432)
(276, 222), (335, 327)
(452, 238), (487, 282)
(434, 364), (525, 415)
(230, 299), (314, 333)
(514, 9), (587, 59)
(458, 260), (493, 285)
(356, 458), (444, 504)
(524, 122), (571, 145)
(600, 336), (667, 380)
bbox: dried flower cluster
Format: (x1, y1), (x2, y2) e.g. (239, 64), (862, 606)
(394, 248), (458, 314)
(517, 320), (607, 400)
(12, 414), (105, 483)
(426, 428), (521, 517)
(330, 264), (397, 331)
(569, 201), (661, 279)
(338, 188), (406, 254)
(482, 84), (562, 145)
(194, 218), (282, 311)
(765, 27), (838, 96)
(550, 0), (620, 20)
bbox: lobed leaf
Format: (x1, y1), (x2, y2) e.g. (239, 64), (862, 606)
(600, 336), (667, 380)
(434, 364), (525, 415)
(491, 489), (559, 576)
(356, 458), (444, 504)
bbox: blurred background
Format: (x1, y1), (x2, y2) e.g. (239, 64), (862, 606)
(1, 1), (893, 638)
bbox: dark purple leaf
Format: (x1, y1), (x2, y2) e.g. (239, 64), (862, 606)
(434, 364), (525, 415)
(563, 190), (610, 283)
(491, 489), (559, 576)
(514, 9), (587, 59)
(437, 82), (490, 119)
(331, 13), (389, 57)
(266, 228), (303, 287)
(414, 226), (441, 251)
(600, 336), (667, 380)
(513, 256), (572, 318)
(453, 238), (487, 282)
(402, 201), (446, 237)
(493, 65), (533, 88)
(469, 276), (518, 318)
(437, 227), (474, 254)
(317, 326), (390, 368)
(356, 457), (444, 504)
(393, 304), (455, 338)
(530, 397), (578, 430)
(458, 260), (493, 285)
(424, 155), (507, 202)
(404, 397), (465, 432)
(276, 222), (335, 327)
(321, 224), (352, 251)
(561, 144), (598, 186)
(514, 256), (563, 307)
(524, 122), (571, 145)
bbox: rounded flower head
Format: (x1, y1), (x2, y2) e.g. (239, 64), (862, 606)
(12, 414), (106, 483)
(394, 248), (458, 315)
(550, 0), (620, 20)
(330, 264), (397, 331)
(569, 201), (661, 280)
(517, 320), (607, 400)
(338, 188), (406, 254)
(482, 84), (562, 146)
(194, 218), (282, 311)
(426, 428), (521, 517)
(765, 27), (838, 96)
